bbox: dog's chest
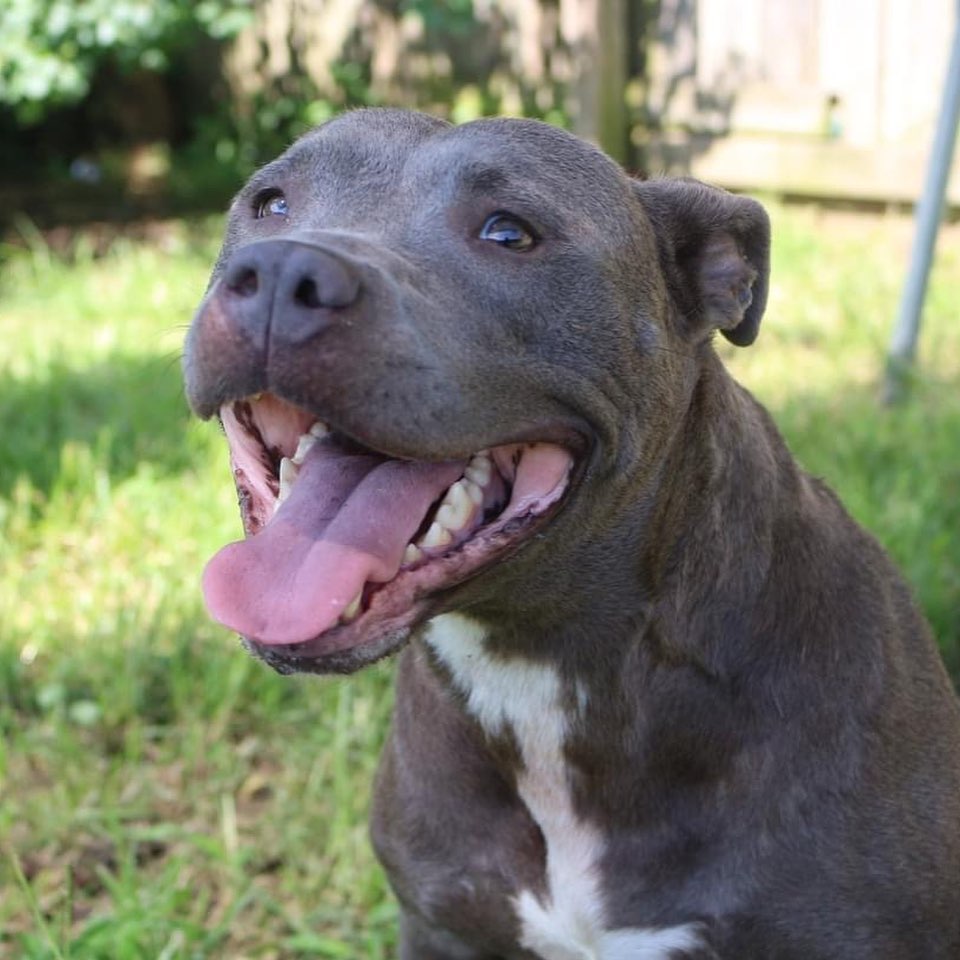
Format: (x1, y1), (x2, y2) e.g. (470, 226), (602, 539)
(426, 614), (702, 960)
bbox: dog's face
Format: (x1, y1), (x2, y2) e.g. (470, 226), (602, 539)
(184, 108), (769, 674)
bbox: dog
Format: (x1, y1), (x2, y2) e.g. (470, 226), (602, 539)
(183, 108), (960, 959)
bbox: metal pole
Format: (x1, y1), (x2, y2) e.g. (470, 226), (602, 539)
(885, 6), (960, 403)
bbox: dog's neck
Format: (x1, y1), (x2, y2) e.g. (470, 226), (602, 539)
(417, 350), (811, 831)
(414, 363), (796, 957)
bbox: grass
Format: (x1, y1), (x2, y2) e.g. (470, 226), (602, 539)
(0, 205), (958, 957)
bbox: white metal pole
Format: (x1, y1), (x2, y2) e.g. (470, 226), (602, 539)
(885, 6), (960, 402)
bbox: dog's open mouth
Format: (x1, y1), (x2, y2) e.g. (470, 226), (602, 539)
(201, 393), (574, 666)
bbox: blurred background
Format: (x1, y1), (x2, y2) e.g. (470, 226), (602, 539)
(1, 1), (958, 957)
(3, 0), (960, 225)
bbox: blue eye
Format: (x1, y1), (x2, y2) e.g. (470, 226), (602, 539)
(254, 191), (288, 219)
(479, 214), (537, 251)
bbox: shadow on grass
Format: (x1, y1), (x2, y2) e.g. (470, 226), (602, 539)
(0, 351), (202, 500)
(765, 377), (960, 683)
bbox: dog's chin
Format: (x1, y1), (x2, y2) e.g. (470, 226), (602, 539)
(242, 625), (412, 676)
(203, 392), (578, 675)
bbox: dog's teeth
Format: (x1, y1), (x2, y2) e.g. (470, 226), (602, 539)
(465, 453), (492, 487)
(464, 479), (484, 506)
(340, 590), (363, 623)
(279, 456), (299, 486)
(436, 480), (474, 532)
(403, 543), (424, 565)
(277, 456), (299, 504)
(419, 521), (452, 549)
(309, 421), (329, 438)
(291, 432), (317, 465)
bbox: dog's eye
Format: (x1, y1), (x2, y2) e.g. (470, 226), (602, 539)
(254, 190), (288, 219)
(479, 214), (537, 251)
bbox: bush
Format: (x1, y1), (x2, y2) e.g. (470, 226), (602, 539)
(0, 0), (251, 124)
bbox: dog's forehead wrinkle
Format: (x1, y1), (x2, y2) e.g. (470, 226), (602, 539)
(302, 106), (448, 167)
(453, 115), (626, 178)
(407, 120), (634, 221)
(316, 105), (451, 141)
(243, 145), (309, 193)
(230, 115), (448, 233)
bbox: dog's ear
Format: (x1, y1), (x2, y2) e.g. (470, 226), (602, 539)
(633, 178), (770, 346)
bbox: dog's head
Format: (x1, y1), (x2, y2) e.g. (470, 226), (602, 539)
(183, 108), (769, 674)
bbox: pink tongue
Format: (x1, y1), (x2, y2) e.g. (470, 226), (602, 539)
(202, 444), (466, 645)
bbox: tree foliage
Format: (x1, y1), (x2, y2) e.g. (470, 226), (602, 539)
(0, 0), (252, 122)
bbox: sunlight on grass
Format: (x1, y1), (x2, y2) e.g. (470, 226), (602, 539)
(719, 207), (960, 669)
(0, 206), (958, 956)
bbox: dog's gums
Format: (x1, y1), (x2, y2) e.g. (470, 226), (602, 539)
(201, 393), (574, 662)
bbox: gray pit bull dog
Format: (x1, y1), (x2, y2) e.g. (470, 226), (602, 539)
(184, 108), (960, 959)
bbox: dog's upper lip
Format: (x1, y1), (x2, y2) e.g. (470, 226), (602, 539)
(219, 386), (592, 464)
(343, 422), (589, 467)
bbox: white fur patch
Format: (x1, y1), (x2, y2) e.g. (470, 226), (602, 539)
(599, 926), (704, 959)
(425, 614), (702, 960)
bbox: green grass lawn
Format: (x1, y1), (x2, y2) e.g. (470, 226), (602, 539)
(1, 206), (958, 958)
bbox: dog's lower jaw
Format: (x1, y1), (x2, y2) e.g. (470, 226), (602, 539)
(243, 623), (413, 676)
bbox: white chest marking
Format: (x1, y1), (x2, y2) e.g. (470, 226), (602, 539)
(426, 614), (702, 960)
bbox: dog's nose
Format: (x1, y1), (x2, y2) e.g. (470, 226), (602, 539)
(220, 241), (361, 345)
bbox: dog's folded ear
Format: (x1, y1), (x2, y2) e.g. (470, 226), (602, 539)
(634, 178), (770, 346)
